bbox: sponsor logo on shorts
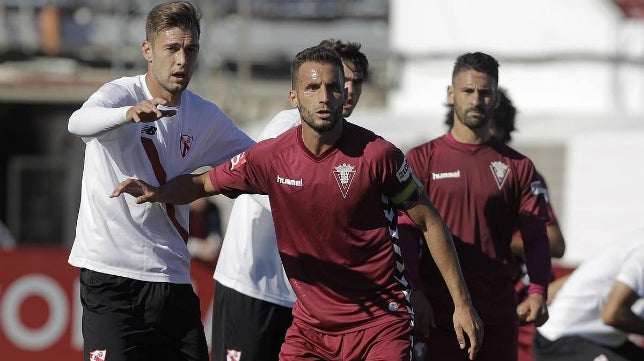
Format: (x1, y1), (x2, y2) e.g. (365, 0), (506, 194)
(226, 349), (242, 361)
(89, 349), (107, 361)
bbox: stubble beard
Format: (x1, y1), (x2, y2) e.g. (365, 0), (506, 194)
(299, 105), (343, 133)
(456, 107), (489, 130)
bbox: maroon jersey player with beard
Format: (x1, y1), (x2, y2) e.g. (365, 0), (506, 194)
(404, 52), (551, 361)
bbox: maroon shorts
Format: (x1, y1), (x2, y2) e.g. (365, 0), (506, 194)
(279, 317), (412, 361)
(517, 323), (536, 361)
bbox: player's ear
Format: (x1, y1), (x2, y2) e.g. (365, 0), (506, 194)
(447, 85), (455, 105)
(493, 88), (501, 109)
(288, 90), (298, 107)
(142, 41), (153, 62)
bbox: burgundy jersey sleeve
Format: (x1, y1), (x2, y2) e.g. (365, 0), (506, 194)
(517, 164), (551, 296)
(208, 141), (273, 198)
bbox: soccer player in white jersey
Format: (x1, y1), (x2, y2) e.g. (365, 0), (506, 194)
(66, 2), (254, 361)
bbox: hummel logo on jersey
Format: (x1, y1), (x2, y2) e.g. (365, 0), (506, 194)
(180, 133), (193, 158)
(89, 349), (106, 361)
(277, 175), (303, 186)
(490, 161), (510, 190)
(141, 124), (157, 136)
(333, 163), (356, 198)
(226, 349), (242, 361)
(432, 170), (460, 180)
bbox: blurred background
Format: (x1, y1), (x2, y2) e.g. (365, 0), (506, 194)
(1, 0), (644, 358)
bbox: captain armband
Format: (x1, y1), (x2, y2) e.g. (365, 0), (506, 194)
(390, 174), (424, 210)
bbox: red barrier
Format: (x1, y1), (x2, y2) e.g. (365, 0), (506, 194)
(0, 248), (215, 360)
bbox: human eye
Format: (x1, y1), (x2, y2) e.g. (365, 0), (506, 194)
(166, 44), (180, 52)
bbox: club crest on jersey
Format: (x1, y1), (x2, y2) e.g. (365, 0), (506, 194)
(333, 163), (356, 198)
(180, 133), (193, 158)
(230, 152), (247, 170)
(89, 349), (106, 361)
(490, 161), (510, 190)
(226, 349), (242, 361)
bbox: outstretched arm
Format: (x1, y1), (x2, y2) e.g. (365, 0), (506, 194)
(69, 97), (176, 137)
(602, 281), (644, 335)
(111, 171), (216, 205)
(405, 193), (483, 361)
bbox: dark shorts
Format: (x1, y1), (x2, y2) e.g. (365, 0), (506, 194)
(423, 322), (518, 361)
(533, 331), (644, 361)
(211, 280), (293, 361)
(280, 317), (413, 361)
(79, 268), (208, 361)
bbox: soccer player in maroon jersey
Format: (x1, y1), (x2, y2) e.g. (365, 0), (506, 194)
(404, 52), (552, 361)
(442, 87), (567, 361)
(111, 46), (483, 360)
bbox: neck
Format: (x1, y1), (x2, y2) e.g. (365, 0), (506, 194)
(450, 122), (491, 145)
(145, 73), (181, 106)
(301, 120), (343, 156)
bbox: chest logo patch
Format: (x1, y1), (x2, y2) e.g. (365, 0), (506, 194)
(490, 161), (510, 190)
(333, 163), (356, 198)
(180, 133), (193, 158)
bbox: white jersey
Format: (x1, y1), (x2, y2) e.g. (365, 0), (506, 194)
(538, 227), (644, 347)
(68, 74), (254, 284)
(214, 108), (300, 307)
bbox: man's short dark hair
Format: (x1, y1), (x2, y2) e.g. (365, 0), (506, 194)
(318, 39), (369, 81)
(452, 52), (499, 84)
(291, 46), (344, 88)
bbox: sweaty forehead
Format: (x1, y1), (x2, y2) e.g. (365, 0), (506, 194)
(297, 61), (342, 84)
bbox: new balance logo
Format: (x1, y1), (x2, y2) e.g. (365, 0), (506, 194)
(141, 125), (157, 136)
(277, 175), (303, 187)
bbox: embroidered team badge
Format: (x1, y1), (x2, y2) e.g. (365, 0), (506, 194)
(180, 133), (193, 158)
(489, 161), (510, 190)
(333, 163), (356, 198)
(226, 349), (242, 361)
(89, 349), (107, 361)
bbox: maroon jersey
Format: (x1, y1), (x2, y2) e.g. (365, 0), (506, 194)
(209, 121), (422, 333)
(406, 133), (550, 325)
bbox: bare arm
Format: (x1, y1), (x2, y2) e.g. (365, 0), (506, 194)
(601, 281), (644, 335)
(110, 171), (216, 205)
(405, 192), (483, 360)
